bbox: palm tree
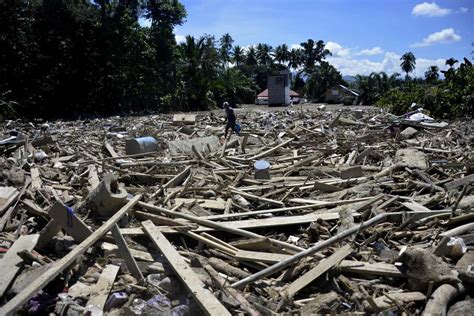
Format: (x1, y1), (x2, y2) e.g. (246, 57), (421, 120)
(400, 52), (416, 80)
(425, 65), (439, 84)
(288, 48), (302, 72)
(245, 46), (257, 66)
(256, 43), (273, 66)
(300, 39), (331, 73)
(274, 44), (290, 65)
(232, 45), (244, 67)
(445, 58), (458, 68)
(219, 33), (234, 67)
(178, 35), (219, 110)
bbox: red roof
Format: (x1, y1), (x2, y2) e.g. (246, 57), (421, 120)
(257, 89), (300, 98)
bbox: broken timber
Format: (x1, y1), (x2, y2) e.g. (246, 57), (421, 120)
(142, 220), (231, 316)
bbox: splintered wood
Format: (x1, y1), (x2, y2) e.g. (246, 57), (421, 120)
(0, 107), (472, 314)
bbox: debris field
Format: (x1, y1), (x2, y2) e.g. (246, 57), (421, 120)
(0, 107), (473, 315)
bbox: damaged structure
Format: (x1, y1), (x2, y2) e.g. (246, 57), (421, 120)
(0, 106), (473, 315)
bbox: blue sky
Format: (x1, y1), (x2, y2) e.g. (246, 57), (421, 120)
(161, 0), (473, 76)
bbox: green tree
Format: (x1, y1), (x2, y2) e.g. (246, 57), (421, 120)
(231, 45), (244, 67)
(300, 39), (331, 73)
(245, 46), (258, 66)
(400, 52), (416, 80)
(446, 58), (458, 68)
(274, 44), (290, 66)
(219, 33), (234, 67)
(256, 43), (273, 66)
(425, 65), (439, 84)
(288, 48), (302, 72)
(305, 61), (343, 101)
(177, 35), (219, 111)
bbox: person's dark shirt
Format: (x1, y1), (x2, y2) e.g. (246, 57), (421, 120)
(226, 107), (236, 124)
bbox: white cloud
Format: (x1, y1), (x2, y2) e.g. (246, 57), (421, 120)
(412, 2), (451, 17)
(290, 44), (302, 50)
(325, 41), (350, 57)
(460, 7), (468, 13)
(326, 51), (446, 77)
(357, 47), (384, 56)
(175, 34), (186, 44)
(411, 28), (461, 47)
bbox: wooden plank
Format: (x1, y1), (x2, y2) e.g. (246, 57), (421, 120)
(175, 198), (227, 210)
(230, 188), (285, 207)
(249, 138), (294, 160)
(48, 203), (93, 243)
(365, 292), (426, 312)
(338, 260), (405, 277)
(444, 174), (474, 191)
(22, 199), (48, 217)
(285, 245), (352, 298)
(234, 250), (291, 263)
(142, 220), (231, 316)
(313, 181), (342, 193)
(0, 195), (141, 315)
(121, 211), (345, 235)
(0, 234), (39, 297)
(111, 224), (144, 281)
(30, 167), (42, 190)
(402, 201), (432, 213)
(104, 142), (119, 158)
(86, 264), (120, 311)
(0, 187), (20, 216)
(101, 242), (153, 262)
(88, 165), (100, 191)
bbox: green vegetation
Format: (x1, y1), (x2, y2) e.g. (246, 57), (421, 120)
(378, 57), (473, 118)
(1, 1), (472, 119)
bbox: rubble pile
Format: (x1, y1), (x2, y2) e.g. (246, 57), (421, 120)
(0, 106), (473, 315)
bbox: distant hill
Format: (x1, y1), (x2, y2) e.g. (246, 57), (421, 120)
(343, 75), (356, 83)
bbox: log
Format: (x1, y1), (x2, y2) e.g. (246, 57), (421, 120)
(422, 284), (465, 316)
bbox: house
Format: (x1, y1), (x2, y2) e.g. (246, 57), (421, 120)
(255, 89), (301, 105)
(323, 84), (359, 105)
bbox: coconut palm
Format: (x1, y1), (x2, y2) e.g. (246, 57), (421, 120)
(256, 43), (273, 66)
(274, 44), (290, 65)
(288, 48), (302, 72)
(219, 33), (234, 67)
(231, 45), (244, 67)
(400, 52), (416, 80)
(445, 58), (458, 68)
(245, 46), (258, 66)
(425, 65), (439, 84)
(178, 35), (219, 110)
(300, 39), (331, 73)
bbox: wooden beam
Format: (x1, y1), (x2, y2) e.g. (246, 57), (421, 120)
(234, 250), (292, 263)
(249, 138), (294, 160)
(0, 195), (141, 315)
(284, 245), (352, 298)
(111, 224), (144, 281)
(365, 292), (426, 313)
(30, 167), (42, 190)
(86, 264), (120, 311)
(48, 203), (93, 242)
(0, 234), (39, 297)
(0, 187), (19, 216)
(229, 187), (285, 207)
(142, 220), (231, 316)
(338, 260), (405, 277)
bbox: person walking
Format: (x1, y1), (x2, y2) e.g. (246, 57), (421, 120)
(223, 102), (240, 138)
